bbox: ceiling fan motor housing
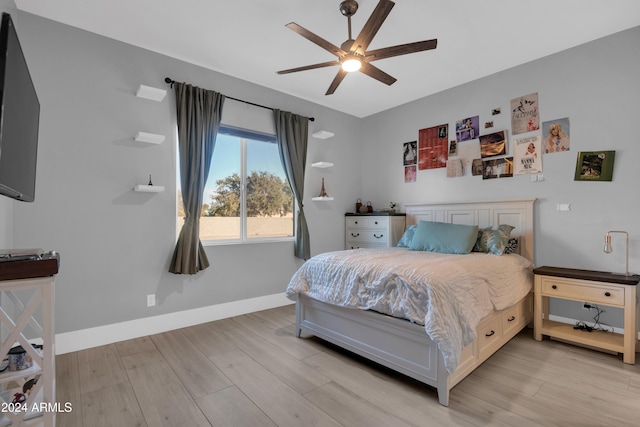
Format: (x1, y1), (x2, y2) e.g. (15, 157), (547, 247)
(340, 0), (359, 17)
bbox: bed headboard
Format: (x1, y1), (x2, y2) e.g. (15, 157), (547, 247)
(404, 198), (536, 263)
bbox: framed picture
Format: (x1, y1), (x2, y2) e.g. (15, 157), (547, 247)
(574, 151), (615, 181)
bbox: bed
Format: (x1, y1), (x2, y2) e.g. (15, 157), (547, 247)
(286, 198), (536, 406)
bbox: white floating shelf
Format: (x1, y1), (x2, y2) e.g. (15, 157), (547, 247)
(135, 132), (165, 144)
(312, 130), (334, 139)
(312, 196), (334, 201)
(134, 185), (165, 193)
(311, 161), (334, 168)
(136, 84), (166, 102)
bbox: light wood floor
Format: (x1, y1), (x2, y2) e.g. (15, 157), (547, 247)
(56, 304), (640, 426)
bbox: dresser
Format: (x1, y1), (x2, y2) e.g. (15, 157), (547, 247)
(533, 266), (639, 364)
(345, 213), (406, 249)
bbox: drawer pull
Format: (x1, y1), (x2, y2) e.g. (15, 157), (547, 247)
(351, 233), (360, 237)
(604, 292), (611, 297)
(374, 234), (384, 239)
(374, 221), (379, 225)
(485, 330), (495, 337)
(552, 285), (557, 289)
(354, 221), (358, 225)
(507, 316), (516, 322)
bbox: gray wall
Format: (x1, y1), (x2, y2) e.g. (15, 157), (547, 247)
(360, 26), (640, 328)
(13, 12), (362, 334)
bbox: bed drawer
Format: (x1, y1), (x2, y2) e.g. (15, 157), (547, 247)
(502, 295), (528, 337)
(478, 314), (502, 359)
(540, 277), (625, 306)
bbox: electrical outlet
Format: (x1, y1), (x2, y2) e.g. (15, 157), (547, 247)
(147, 294), (156, 307)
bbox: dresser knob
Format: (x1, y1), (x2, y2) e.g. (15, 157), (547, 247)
(374, 221), (378, 224)
(552, 285), (557, 289)
(604, 292), (611, 297)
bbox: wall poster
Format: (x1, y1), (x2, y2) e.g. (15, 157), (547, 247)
(542, 117), (570, 153)
(511, 92), (539, 135)
(403, 141), (417, 183)
(479, 130), (508, 158)
(482, 157), (514, 180)
(454, 116), (479, 142)
(514, 135), (542, 175)
(418, 125), (448, 170)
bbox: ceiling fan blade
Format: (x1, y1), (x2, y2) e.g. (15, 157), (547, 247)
(359, 62), (397, 86)
(326, 69), (348, 95)
(285, 22), (347, 57)
(366, 39), (438, 62)
(277, 60), (340, 75)
(352, 0), (395, 54)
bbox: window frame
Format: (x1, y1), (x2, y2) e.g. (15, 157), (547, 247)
(177, 125), (296, 246)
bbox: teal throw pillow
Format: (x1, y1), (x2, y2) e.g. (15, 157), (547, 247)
(409, 221), (479, 254)
(397, 224), (418, 247)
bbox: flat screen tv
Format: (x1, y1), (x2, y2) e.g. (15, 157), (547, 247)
(0, 12), (40, 202)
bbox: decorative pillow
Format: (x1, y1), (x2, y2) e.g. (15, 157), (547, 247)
(503, 237), (519, 254)
(473, 224), (515, 255)
(396, 224), (418, 248)
(409, 221), (478, 254)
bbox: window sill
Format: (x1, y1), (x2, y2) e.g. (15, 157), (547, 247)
(201, 237), (294, 247)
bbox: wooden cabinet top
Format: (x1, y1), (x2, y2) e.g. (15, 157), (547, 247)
(533, 265), (640, 286)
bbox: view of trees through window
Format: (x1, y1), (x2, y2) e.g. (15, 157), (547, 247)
(177, 129), (294, 242)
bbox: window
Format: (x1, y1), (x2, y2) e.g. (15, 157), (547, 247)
(177, 126), (294, 244)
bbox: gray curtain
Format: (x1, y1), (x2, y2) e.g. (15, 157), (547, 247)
(169, 82), (225, 274)
(274, 110), (310, 260)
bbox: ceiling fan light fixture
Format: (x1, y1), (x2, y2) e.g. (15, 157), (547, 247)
(341, 56), (362, 72)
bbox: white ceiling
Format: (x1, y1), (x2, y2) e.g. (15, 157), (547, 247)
(15, 0), (640, 118)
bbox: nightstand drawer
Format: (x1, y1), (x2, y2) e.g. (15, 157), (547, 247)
(541, 278), (625, 306)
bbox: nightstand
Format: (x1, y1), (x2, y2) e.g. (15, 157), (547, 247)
(533, 266), (639, 364)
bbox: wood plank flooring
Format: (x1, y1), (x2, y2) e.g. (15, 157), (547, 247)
(56, 304), (640, 426)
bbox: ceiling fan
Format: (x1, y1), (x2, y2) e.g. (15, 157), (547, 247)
(277, 0), (437, 95)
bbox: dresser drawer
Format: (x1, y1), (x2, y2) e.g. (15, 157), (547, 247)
(540, 277), (625, 306)
(346, 229), (389, 243)
(346, 217), (387, 229)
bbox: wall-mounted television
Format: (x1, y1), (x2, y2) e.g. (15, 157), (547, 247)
(0, 12), (40, 202)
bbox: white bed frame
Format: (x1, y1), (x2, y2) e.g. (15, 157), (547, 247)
(295, 198), (536, 406)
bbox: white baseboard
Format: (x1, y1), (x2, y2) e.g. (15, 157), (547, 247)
(55, 293), (294, 355)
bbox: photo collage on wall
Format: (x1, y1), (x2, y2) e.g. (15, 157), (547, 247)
(403, 141), (417, 183)
(401, 90), (613, 183)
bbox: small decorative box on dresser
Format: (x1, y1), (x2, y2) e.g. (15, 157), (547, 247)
(533, 266), (640, 364)
(345, 213), (406, 249)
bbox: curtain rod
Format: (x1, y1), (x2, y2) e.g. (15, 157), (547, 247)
(164, 78), (314, 121)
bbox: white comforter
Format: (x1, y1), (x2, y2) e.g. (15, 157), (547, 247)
(286, 247), (533, 373)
